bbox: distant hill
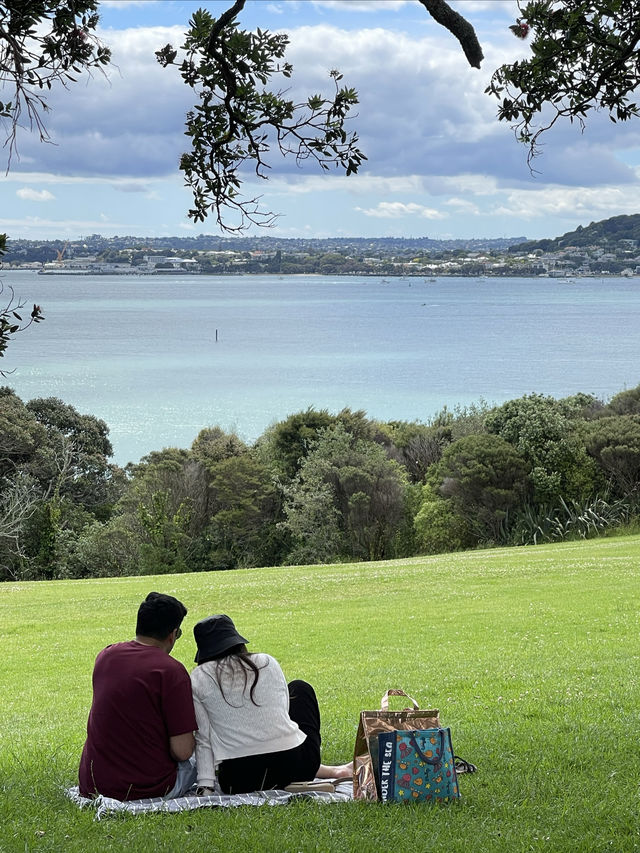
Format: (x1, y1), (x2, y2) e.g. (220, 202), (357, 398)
(510, 214), (640, 253)
(5, 233), (527, 257)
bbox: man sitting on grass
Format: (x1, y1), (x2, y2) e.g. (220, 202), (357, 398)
(79, 591), (197, 800)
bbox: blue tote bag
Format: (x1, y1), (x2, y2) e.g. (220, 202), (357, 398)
(378, 727), (460, 803)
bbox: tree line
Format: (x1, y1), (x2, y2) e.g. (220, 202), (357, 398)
(1, 383), (640, 581)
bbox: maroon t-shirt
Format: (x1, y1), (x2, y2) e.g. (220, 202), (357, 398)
(78, 641), (197, 800)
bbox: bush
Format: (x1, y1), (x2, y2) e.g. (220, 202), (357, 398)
(508, 495), (634, 546)
(414, 486), (472, 554)
(56, 518), (141, 578)
(428, 433), (529, 541)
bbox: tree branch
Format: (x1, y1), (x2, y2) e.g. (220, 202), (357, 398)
(0, 1), (111, 169)
(160, 5), (364, 230)
(418, 0), (484, 68)
(488, 0), (640, 165)
(207, 0), (246, 52)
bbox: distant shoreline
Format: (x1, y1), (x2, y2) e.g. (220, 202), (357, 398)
(5, 267), (637, 280)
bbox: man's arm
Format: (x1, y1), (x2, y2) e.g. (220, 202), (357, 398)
(169, 731), (195, 762)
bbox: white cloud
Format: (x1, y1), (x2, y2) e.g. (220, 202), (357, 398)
(9, 11), (620, 195)
(16, 188), (55, 202)
(493, 184), (640, 220)
(112, 181), (151, 194)
(270, 173), (427, 195)
(280, 23), (530, 184)
(100, 1), (159, 7)
(355, 201), (446, 219)
(445, 198), (481, 214)
(4, 171), (155, 189)
(425, 174), (500, 196)
(271, 172), (504, 200)
(309, 0), (518, 14)
(311, 1), (409, 11)
(0, 216), (124, 230)
(450, 1), (517, 13)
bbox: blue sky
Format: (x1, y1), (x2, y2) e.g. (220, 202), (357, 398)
(2, 0), (639, 242)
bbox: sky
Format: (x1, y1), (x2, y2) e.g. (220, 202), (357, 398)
(2, 0), (639, 243)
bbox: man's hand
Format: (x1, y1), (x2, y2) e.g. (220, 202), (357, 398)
(169, 731), (195, 762)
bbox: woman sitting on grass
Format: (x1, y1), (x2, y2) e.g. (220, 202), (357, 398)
(191, 614), (353, 795)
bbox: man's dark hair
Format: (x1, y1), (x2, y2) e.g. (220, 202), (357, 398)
(136, 592), (187, 640)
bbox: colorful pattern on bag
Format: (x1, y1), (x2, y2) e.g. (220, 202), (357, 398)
(378, 728), (460, 803)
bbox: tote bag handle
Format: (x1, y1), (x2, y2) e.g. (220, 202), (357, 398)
(380, 689), (420, 711)
(408, 729), (446, 765)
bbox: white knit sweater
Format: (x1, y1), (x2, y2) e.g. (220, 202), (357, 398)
(191, 653), (306, 788)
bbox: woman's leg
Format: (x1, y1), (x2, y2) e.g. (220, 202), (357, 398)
(217, 682), (321, 793)
(316, 761), (353, 779)
(288, 679), (352, 780)
(217, 753), (275, 795)
(287, 680), (321, 750)
(219, 680), (352, 792)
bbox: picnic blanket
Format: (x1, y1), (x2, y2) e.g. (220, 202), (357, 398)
(65, 781), (353, 820)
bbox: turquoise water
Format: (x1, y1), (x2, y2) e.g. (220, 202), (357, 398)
(4, 271), (640, 465)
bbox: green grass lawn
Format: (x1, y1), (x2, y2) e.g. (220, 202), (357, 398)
(1, 536), (639, 852)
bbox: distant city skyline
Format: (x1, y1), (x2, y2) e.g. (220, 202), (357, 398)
(2, 0), (639, 243)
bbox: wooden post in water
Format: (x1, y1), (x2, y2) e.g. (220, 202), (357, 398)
(215, 329), (218, 343)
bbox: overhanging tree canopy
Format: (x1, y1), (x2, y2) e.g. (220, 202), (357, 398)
(0, 0), (110, 163)
(1, 0), (639, 231)
(486, 0), (640, 165)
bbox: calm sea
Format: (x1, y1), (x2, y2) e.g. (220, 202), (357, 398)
(4, 270), (640, 466)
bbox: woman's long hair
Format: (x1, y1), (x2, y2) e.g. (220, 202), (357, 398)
(199, 643), (266, 706)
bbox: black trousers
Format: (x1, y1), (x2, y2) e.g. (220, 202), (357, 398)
(217, 679), (322, 794)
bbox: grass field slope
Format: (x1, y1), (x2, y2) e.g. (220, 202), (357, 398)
(1, 536), (639, 852)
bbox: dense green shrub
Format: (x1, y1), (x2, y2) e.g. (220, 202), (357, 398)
(585, 414), (640, 498)
(56, 517), (141, 579)
(485, 393), (600, 504)
(427, 433), (529, 542)
(413, 485), (472, 554)
(282, 423), (408, 563)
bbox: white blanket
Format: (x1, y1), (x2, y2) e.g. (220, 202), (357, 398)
(65, 782), (353, 821)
